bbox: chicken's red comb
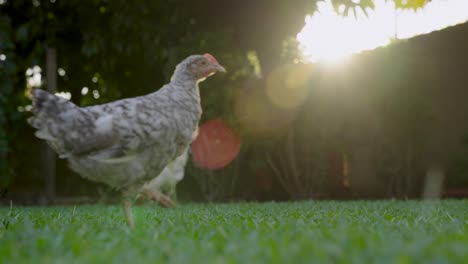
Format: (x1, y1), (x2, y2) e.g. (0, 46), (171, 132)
(204, 53), (219, 64)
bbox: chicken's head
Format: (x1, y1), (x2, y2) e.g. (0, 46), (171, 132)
(173, 54), (226, 82)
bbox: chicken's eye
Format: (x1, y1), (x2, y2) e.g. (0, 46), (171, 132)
(200, 60), (208, 65)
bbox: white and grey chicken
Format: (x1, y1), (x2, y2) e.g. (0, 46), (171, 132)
(28, 54), (225, 228)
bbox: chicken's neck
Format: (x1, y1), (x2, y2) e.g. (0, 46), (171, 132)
(168, 71), (201, 102)
(170, 66), (197, 84)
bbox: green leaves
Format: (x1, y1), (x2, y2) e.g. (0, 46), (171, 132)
(330, 0), (430, 17)
(15, 23), (29, 42)
(331, 0), (376, 17)
(393, 0), (429, 9)
(0, 12), (16, 185)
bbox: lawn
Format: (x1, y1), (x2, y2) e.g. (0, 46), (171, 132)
(1, 200), (467, 263)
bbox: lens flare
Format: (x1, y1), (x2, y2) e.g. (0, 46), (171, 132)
(233, 79), (299, 136)
(191, 119), (241, 170)
(266, 64), (313, 109)
(297, 0), (468, 63)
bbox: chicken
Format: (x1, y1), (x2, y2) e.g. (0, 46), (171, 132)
(28, 54), (225, 228)
(140, 146), (190, 208)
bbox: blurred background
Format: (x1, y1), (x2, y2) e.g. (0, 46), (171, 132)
(1, 0), (468, 205)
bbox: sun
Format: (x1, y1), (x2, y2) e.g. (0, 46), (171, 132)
(297, 0), (468, 64)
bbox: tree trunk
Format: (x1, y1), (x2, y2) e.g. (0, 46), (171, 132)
(44, 47), (57, 202)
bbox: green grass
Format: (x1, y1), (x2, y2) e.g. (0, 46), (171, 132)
(1, 200), (467, 263)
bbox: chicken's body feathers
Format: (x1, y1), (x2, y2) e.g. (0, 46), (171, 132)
(30, 79), (201, 191)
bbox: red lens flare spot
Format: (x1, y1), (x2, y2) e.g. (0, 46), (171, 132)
(191, 119), (241, 169)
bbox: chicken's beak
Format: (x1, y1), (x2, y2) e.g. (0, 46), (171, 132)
(215, 64), (226, 73)
(203, 53), (226, 73)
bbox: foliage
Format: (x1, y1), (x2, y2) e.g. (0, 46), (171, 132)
(331, 0), (430, 17)
(1, 200), (467, 263)
(0, 11), (24, 188)
(2, 0), (460, 202)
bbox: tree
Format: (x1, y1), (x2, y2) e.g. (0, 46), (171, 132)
(0, 0), (434, 201)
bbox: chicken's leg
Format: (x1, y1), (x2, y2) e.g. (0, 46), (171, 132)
(123, 198), (135, 229)
(167, 184), (178, 204)
(142, 187), (175, 208)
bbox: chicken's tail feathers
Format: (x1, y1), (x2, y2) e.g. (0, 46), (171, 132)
(27, 89), (79, 156)
(28, 89), (76, 128)
(29, 88), (51, 113)
(30, 89), (68, 114)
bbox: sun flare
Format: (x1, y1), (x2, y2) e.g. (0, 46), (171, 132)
(297, 0), (468, 63)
